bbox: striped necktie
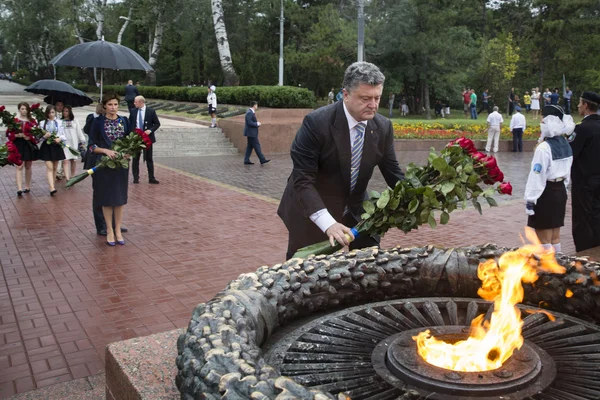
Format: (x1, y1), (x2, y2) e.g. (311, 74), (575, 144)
(350, 122), (366, 192)
(138, 110), (144, 129)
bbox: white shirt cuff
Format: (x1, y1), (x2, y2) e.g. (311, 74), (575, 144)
(309, 209), (337, 233)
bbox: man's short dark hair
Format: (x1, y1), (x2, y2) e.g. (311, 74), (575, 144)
(250, 101), (258, 107)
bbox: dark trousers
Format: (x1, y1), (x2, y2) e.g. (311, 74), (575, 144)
(126, 100), (135, 114)
(572, 181), (600, 252)
(564, 99), (571, 114)
(244, 137), (267, 163)
(512, 128), (523, 152)
(508, 101), (514, 116)
(470, 104), (478, 119)
(132, 147), (155, 181)
(285, 212), (379, 260)
(478, 102), (489, 114)
(92, 176), (106, 233)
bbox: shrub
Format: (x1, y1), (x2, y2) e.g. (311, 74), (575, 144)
(73, 85), (316, 108)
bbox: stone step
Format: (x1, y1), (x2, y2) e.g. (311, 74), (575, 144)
(154, 148), (238, 157)
(152, 125), (238, 157)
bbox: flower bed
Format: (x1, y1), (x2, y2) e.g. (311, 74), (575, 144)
(393, 122), (540, 140)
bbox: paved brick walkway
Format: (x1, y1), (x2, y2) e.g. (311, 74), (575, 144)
(0, 83), (578, 398)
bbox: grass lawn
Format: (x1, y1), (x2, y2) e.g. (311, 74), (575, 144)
(384, 109), (583, 126)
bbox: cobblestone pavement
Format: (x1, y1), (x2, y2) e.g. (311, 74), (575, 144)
(0, 82), (578, 398)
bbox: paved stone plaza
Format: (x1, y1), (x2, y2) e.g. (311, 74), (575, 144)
(0, 81), (577, 398)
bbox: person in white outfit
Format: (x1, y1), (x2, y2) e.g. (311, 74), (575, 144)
(510, 106), (527, 152)
(485, 106), (504, 153)
(60, 106), (86, 180)
(207, 85), (218, 128)
(530, 88), (541, 120)
(524, 105), (574, 253)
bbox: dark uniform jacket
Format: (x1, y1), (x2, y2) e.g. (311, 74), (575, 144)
(570, 114), (600, 185)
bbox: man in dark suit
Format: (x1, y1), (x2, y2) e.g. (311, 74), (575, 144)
(129, 95), (161, 184)
(124, 80), (140, 113)
(243, 101), (270, 165)
(569, 91), (600, 252)
(278, 62), (404, 259)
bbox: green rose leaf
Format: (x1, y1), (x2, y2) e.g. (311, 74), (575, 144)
(432, 157), (448, 172)
(473, 199), (483, 215)
(370, 190), (381, 199)
(107, 160), (116, 169)
(389, 196), (400, 210)
(377, 190), (391, 209)
(428, 212), (437, 228)
(361, 213), (371, 220)
(486, 196), (498, 207)
(440, 211), (450, 224)
(420, 208), (430, 223)
(408, 198), (419, 213)
(441, 182), (455, 195)
(363, 201), (375, 215)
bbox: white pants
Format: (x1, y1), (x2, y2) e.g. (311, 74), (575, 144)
(486, 126), (501, 152)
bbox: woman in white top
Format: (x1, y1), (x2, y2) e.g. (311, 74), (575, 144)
(207, 85), (217, 128)
(530, 88), (541, 119)
(60, 106), (86, 180)
(39, 105), (66, 196)
(524, 105), (574, 253)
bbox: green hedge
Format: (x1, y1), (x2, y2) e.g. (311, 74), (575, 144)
(73, 84), (316, 108)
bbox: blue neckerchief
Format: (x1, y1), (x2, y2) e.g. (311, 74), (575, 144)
(545, 136), (573, 160)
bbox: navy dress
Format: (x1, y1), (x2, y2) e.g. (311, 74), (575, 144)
(39, 120), (66, 161)
(87, 115), (130, 207)
(11, 119), (39, 161)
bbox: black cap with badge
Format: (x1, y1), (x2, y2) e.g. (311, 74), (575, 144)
(581, 91), (600, 105)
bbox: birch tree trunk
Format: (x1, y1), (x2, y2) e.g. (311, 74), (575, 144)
(94, 0), (108, 40)
(117, 7), (133, 45)
(146, 11), (165, 85)
(211, 0), (240, 86)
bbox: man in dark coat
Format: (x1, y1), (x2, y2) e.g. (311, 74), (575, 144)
(569, 91), (600, 252)
(124, 80), (140, 113)
(129, 95), (161, 184)
(243, 101), (269, 165)
(278, 62), (404, 259)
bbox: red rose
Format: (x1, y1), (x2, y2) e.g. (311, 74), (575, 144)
(454, 137), (477, 154)
(481, 155), (498, 170)
(31, 103), (40, 110)
(498, 182), (512, 195)
(488, 166), (504, 183)
(0, 106), (5, 112)
(471, 152), (486, 162)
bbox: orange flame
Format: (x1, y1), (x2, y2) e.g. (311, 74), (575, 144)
(413, 229), (566, 372)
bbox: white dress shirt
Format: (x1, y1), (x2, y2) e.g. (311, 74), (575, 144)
(509, 112), (526, 131)
(487, 111), (504, 127)
(309, 103), (368, 233)
(137, 106), (146, 129)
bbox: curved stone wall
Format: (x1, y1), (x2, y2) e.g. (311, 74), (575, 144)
(176, 244), (600, 399)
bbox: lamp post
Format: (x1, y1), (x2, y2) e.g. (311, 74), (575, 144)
(357, 0), (364, 62)
(278, 0), (284, 86)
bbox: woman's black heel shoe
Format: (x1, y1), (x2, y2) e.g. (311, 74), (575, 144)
(50, 189), (57, 196)
(23, 189), (30, 194)
(17, 190), (22, 197)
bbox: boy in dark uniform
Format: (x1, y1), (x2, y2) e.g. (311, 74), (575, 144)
(569, 91), (600, 252)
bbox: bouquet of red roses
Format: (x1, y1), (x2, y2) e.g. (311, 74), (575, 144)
(66, 128), (152, 188)
(0, 105), (44, 150)
(293, 137), (512, 259)
(0, 140), (23, 167)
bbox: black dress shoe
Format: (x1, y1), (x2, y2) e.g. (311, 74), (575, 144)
(149, 179), (160, 184)
(121, 227), (128, 233)
(23, 189), (30, 193)
(97, 229), (108, 236)
(244, 161), (255, 165)
(260, 159), (271, 165)
(133, 178), (139, 184)
(50, 189), (57, 196)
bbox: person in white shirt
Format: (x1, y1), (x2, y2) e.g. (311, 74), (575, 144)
(207, 85), (218, 128)
(524, 105), (574, 253)
(60, 106), (86, 180)
(485, 106), (504, 153)
(510, 106), (527, 152)
(530, 88), (541, 120)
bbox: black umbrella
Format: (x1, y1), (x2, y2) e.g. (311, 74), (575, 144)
(49, 38), (153, 98)
(24, 79), (93, 107)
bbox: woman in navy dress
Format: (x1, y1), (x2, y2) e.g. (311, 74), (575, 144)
(87, 94), (130, 246)
(11, 102), (39, 196)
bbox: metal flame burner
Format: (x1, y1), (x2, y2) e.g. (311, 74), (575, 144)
(373, 327), (556, 399)
(264, 297), (600, 400)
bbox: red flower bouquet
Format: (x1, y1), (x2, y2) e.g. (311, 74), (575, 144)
(0, 140), (23, 167)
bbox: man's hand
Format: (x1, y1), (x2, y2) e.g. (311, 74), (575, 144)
(144, 130), (151, 135)
(257, 122), (261, 127)
(325, 223), (355, 247)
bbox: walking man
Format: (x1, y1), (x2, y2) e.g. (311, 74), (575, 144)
(564, 87), (573, 114)
(470, 89), (478, 119)
(569, 91), (600, 252)
(124, 80), (140, 113)
(510, 105), (526, 152)
(243, 101), (270, 165)
(130, 96), (160, 184)
(485, 106), (504, 153)
(328, 88), (335, 105)
(478, 89), (492, 114)
(278, 62), (404, 259)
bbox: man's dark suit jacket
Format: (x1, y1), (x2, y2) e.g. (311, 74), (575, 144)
(277, 101), (404, 251)
(243, 109), (259, 138)
(129, 107), (161, 143)
(124, 84), (140, 102)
